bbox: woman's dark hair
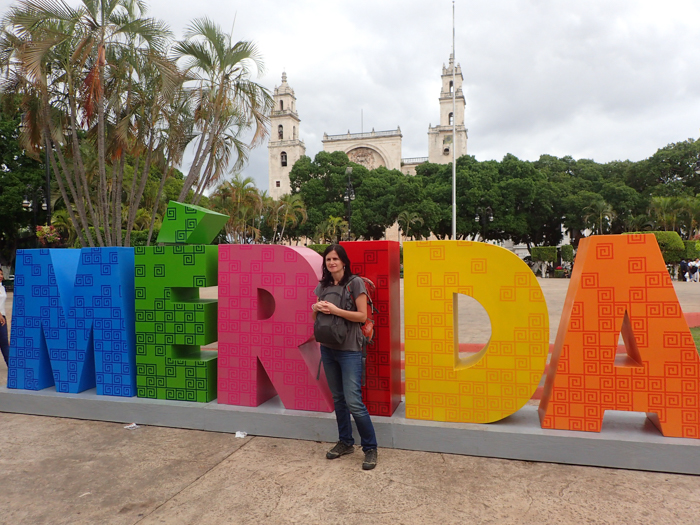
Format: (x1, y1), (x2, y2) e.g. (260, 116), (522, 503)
(320, 244), (353, 287)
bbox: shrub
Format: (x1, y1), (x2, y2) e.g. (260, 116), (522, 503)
(560, 244), (574, 263)
(684, 240), (700, 261)
(531, 246), (557, 263)
(625, 231), (685, 263)
(306, 244), (329, 256)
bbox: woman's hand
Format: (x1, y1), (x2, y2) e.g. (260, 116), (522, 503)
(314, 301), (334, 315)
(313, 296), (367, 323)
(0, 316), (5, 326)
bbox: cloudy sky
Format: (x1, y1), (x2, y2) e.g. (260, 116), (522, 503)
(6, 0), (700, 192)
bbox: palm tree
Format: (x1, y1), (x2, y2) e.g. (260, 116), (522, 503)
(122, 50), (182, 247)
(173, 18), (272, 203)
(145, 85), (193, 245)
(318, 216), (348, 243)
(3, 5), (96, 246)
(1, 0), (173, 247)
(650, 196), (679, 232)
(265, 198), (284, 243)
(678, 196), (700, 239)
(51, 209), (76, 247)
(277, 193), (307, 243)
(583, 199), (615, 235)
(209, 174), (263, 243)
(622, 214), (654, 233)
(397, 210), (424, 241)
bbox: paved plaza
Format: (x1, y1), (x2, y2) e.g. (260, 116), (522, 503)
(0, 279), (699, 524)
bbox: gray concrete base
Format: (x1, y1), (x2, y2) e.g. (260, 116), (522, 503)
(1, 385), (699, 475)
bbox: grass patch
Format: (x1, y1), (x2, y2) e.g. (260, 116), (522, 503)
(693, 327), (700, 351)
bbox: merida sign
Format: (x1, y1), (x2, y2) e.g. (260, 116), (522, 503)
(6, 203), (699, 440)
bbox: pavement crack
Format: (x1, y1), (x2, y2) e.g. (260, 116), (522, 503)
(264, 480), (284, 518)
(131, 436), (256, 524)
(557, 479), (574, 499)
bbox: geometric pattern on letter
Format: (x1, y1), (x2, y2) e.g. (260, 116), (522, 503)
(8, 247), (136, 396)
(340, 240), (401, 416)
(156, 200), (228, 245)
(134, 245), (218, 403)
(539, 234), (700, 438)
(217, 245), (333, 412)
(404, 240), (549, 423)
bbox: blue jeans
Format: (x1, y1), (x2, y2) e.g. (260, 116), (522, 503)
(0, 316), (9, 366)
(320, 345), (377, 451)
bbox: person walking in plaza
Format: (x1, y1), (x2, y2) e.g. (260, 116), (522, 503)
(691, 259), (700, 282)
(0, 268), (10, 366)
(312, 244), (378, 470)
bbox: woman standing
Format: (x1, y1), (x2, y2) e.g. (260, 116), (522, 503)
(0, 268), (9, 366)
(312, 245), (378, 470)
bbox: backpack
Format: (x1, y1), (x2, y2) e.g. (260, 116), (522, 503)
(313, 285), (352, 346)
(346, 276), (377, 345)
(314, 275), (376, 387)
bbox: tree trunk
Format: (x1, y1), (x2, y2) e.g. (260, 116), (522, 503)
(46, 133), (86, 248)
(178, 117), (216, 202)
(42, 90), (94, 247)
(124, 152), (141, 237)
(192, 152), (217, 205)
(96, 44), (111, 246)
(112, 155), (126, 246)
(67, 90), (103, 246)
(125, 135), (156, 246)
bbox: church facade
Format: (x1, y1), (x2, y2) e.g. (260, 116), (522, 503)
(268, 54), (468, 199)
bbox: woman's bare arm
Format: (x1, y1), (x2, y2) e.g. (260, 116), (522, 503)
(315, 293), (367, 323)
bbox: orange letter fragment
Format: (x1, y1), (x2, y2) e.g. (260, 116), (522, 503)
(540, 234), (700, 438)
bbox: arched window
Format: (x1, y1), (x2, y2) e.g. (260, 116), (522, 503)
(443, 147), (450, 156)
(448, 113), (454, 126)
(280, 100), (284, 111)
(449, 80), (454, 93)
(281, 151), (287, 167)
(278, 125), (283, 140)
(293, 126), (296, 139)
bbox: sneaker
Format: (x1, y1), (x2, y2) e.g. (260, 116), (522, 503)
(362, 448), (377, 470)
(326, 441), (354, 459)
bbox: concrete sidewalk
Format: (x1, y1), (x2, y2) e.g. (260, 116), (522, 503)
(0, 279), (699, 524)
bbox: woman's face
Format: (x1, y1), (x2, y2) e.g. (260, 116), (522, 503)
(0, 270), (3, 282)
(325, 251), (343, 274)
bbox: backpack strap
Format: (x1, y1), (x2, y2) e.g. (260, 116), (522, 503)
(346, 275), (376, 315)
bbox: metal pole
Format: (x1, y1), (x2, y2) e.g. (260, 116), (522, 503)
(451, 0), (457, 240)
(45, 136), (51, 226)
(347, 197), (352, 240)
(345, 167), (353, 240)
(33, 191), (38, 248)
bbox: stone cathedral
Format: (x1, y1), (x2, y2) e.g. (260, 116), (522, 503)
(268, 54), (468, 200)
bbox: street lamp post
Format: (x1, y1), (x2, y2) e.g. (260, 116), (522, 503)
(475, 205), (493, 242)
(343, 166), (355, 241)
(22, 185), (45, 247)
(45, 137), (51, 226)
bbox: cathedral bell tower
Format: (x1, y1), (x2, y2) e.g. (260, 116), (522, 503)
(427, 54), (468, 163)
(268, 72), (306, 200)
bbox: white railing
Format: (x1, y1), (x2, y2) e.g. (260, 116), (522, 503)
(323, 129), (401, 141)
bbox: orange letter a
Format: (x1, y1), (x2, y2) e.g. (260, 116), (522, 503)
(539, 234), (700, 438)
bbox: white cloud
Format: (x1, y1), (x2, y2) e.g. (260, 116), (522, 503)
(3, 0), (699, 190)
